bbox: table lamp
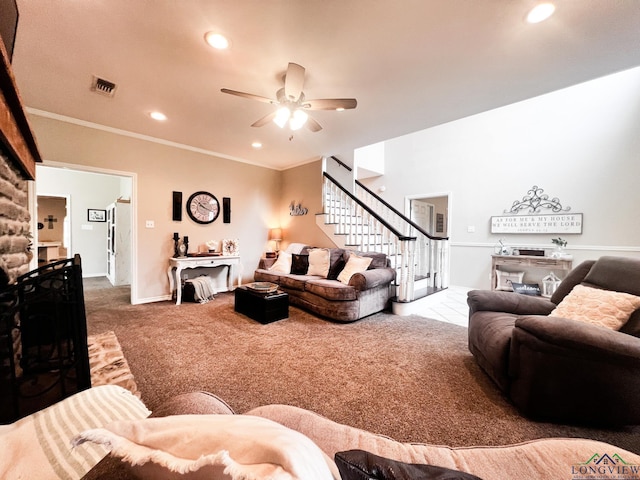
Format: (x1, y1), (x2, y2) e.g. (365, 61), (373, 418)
(269, 228), (282, 254)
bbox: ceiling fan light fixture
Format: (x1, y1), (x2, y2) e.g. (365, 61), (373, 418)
(526, 3), (556, 23)
(289, 109), (308, 131)
(274, 107), (291, 128)
(204, 32), (229, 49)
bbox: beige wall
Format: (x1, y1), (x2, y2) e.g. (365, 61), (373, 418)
(278, 160), (335, 251)
(29, 115), (282, 303)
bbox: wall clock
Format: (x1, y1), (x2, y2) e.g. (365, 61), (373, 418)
(186, 191), (220, 224)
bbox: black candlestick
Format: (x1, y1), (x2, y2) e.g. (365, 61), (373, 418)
(173, 233), (180, 257)
(183, 236), (189, 255)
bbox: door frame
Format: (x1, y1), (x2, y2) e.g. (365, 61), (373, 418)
(404, 191), (452, 238)
(31, 160), (139, 304)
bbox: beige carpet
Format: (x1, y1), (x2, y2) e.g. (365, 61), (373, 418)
(83, 282), (640, 455)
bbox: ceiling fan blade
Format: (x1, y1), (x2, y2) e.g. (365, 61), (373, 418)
(221, 88), (276, 104)
(305, 115), (323, 132)
(284, 63), (305, 102)
(251, 111), (277, 127)
(303, 98), (358, 110)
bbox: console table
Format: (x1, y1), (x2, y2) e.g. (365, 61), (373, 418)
(167, 255), (241, 305)
(491, 254), (573, 291)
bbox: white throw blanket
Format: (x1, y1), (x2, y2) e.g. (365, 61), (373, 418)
(186, 276), (216, 303)
(73, 414), (339, 480)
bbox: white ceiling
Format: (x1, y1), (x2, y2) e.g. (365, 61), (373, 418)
(11, 1), (640, 170)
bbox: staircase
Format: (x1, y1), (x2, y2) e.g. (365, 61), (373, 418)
(316, 166), (450, 305)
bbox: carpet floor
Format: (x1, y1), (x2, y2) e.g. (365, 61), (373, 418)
(83, 279), (640, 454)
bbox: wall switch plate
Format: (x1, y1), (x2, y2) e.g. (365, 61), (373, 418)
(145, 220), (155, 228)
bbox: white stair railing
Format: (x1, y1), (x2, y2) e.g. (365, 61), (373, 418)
(323, 172), (418, 302)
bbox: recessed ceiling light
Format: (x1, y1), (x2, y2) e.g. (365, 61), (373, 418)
(526, 3), (556, 24)
(204, 32), (230, 49)
(336, 107), (345, 112)
(149, 111), (167, 121)
(251, 142), (262, 149)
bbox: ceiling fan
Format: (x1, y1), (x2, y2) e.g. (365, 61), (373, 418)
(221, 62), (357, 132)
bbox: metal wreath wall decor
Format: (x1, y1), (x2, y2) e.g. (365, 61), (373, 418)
(491, 185), (583, 234)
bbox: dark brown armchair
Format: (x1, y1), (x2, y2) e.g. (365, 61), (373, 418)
(467, 256), (640, 426)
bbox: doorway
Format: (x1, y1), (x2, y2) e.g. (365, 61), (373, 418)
(35, 194), (70, 266)
(405, 193), (450, 238)
(34, 162), (137, 303)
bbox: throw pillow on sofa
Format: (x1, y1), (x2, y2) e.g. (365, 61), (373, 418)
(291, 254), (309, 275)
(338, 254), (372, 284)
(550, 284), (640, 330)
(268, 252), (292, 273)
(335, 449), (483, 480)
(328, 248), (347, 279)
(308, 248), (331, 277)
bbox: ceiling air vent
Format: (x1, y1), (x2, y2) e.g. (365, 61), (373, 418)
(91, 76), (117, 97)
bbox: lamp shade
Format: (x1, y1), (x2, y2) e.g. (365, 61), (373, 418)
(269, 228), (282, 241)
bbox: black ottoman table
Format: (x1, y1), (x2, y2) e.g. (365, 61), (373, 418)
(234, 284), (289, 324)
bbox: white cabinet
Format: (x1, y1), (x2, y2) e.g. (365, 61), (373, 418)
(106, 200), (131, 286)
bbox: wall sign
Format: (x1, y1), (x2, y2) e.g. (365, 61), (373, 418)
(491, 213), (583, 234)
(492, 185), (583, 234)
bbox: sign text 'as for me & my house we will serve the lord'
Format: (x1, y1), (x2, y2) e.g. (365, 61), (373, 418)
(490, 213), (583, 234)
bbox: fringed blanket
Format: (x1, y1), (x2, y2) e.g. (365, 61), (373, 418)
(185, 276), (217, 303)
(73, 414), (339, 479)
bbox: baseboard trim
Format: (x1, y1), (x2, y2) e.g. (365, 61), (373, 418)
(133, 294), (172, 305)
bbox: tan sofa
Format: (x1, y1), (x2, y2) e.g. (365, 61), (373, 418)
(254, 246), (396, 322)
(85, 390), (640, 480)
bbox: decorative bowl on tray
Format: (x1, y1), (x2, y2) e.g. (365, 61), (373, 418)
(246, 282), (278, 293)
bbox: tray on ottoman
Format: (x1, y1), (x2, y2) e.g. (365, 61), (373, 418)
(234, 285), (289, 324)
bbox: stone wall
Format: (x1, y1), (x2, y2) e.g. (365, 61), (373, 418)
(0, 148), (31, 284)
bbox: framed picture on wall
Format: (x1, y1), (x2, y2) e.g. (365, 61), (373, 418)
(88, 209), (106, 222)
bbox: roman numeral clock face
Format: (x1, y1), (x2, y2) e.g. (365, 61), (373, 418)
(186, 191), (220, 224)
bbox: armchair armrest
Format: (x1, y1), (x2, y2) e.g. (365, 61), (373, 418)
(349, 267), (396, 291)
(514, 315), (640, 359)
(467, 290), (556, 316)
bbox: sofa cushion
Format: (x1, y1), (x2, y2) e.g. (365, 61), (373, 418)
(281, 274), (316, 291)
(305, 278), (358, 301)
(308, 248), (331, 277)
(583, 256), (640, 297)
(550, 284), (640, 330)
(338, 254), (373, 284)
(291, 253), (309, 275)
(335, 449), (483, 480)
(550, 260), (595, 305)
(254, 269), (282, 283)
